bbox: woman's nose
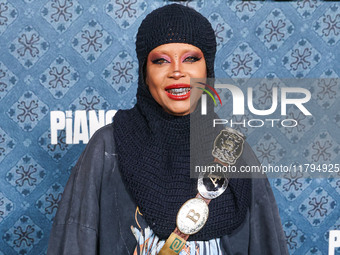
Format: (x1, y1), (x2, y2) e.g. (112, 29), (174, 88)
(169, 61), (185, 79)
(171, 70), (185, 79)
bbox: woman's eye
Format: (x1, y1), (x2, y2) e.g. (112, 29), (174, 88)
(151, 58), (169, 65)
(184, 56), (201, 63)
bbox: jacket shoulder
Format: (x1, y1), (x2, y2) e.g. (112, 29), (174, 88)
(88, 123), (115, 146)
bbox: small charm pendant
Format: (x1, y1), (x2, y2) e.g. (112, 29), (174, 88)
(198, 167), (229, 199)
(176, 198), (209, 235)
(212, 127), (245, 165)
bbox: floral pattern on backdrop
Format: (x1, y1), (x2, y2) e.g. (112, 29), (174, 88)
(0, 1), (339, 254)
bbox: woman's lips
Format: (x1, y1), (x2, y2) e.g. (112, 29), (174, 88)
(165, 84), (191, 100)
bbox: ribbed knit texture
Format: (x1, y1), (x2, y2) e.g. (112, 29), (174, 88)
(135, 3), (217, 81)
(113, 4), (251, 241)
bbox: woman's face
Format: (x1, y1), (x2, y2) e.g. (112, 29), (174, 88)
(146, 43), (207, 116)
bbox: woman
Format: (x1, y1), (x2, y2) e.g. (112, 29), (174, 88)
(48, 4), (288, 254)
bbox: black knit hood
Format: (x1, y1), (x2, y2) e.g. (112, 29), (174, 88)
(113, 4), (251, 241)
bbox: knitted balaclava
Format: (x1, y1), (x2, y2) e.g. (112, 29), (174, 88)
(136, 3), (216, 79)
(135, 3), (217, 113)
(113, 4), (251, 241)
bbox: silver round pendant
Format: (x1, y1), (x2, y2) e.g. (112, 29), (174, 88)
(198, 168), (229, 200)
(176, 198), (209, 235)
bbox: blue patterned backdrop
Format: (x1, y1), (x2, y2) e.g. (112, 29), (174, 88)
(0, 0), (339, 254)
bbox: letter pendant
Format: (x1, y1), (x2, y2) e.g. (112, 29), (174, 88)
(186, 209), (200, 223)
(159, 233), (186, 255)
(210, 176), (221, 188)
(176, 198), (209, 235)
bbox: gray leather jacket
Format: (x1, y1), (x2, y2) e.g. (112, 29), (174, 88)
(47, 124), (289, 255)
